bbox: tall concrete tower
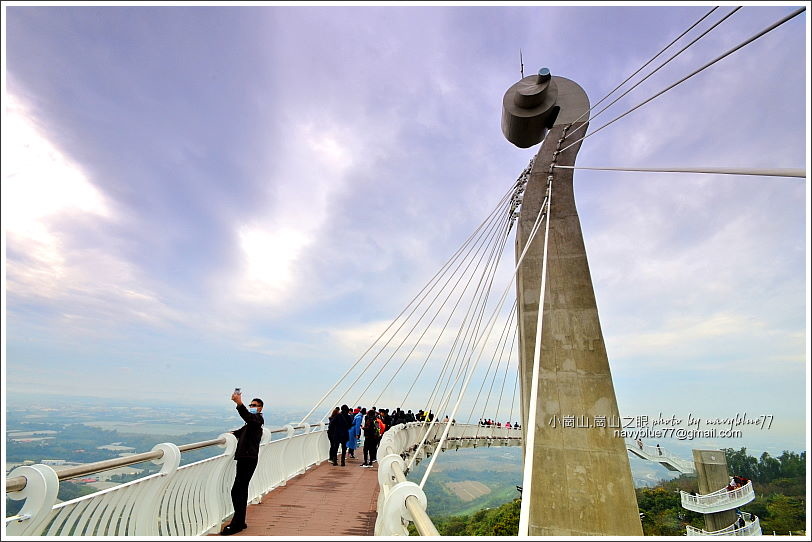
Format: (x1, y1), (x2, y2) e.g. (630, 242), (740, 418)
(504, 70), (643, 535)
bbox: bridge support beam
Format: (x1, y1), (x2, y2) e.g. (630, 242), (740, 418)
(515, 76), (642, 535)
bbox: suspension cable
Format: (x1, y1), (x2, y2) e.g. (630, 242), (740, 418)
(518, 166), (557, 538)
(422, 213), (513, 422)
(470, 302), (517, 439)
(400, 161), (533, 417)
(564, 6), (741, 142)
(418, 201), (548, 488)
(423, 185), (530, 422)
(493, 319), (519, 424)
(553, 165), (806, 178)
(338, 199), (511, 416)
(370, 209), (514, 406)
(467, 300), (516, 425)
(409, 174), (551, 476)
(417, 187), (523, 416)
(558, 6), (807, 155)
(301, 181), (518, 423)
(395, 212), (514, 410)
(406, 217), (518, 471)
(507, 357), (519, 427)
(567, 6), (720, 129)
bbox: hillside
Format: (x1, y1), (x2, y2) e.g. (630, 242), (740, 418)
(415, 447), (806, 536)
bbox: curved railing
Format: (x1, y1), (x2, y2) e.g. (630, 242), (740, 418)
(686, 511), (762, 536)
(625, 440), (695, 474)
(4, 422), (327, 536)
(373, 422), (522, 536)
(680, 480), (755, 514)
(5, 421), (522, 536)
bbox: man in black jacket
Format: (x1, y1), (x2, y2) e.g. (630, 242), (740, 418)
(220, 392), (264, 536)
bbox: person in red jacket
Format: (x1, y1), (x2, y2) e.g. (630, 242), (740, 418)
(220, 391), (264, 536)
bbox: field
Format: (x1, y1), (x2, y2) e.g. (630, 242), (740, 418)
(444, 480), (491, 502)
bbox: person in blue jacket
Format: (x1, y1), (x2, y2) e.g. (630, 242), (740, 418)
(347, 407), (365, 459)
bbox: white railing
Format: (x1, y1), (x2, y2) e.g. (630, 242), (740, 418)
(680, 481), (755, 514)
(373, 422), (523, 536)
(625, 440), (695, 474)
(5, 423), (328, 536)
(686, 512), (762, 536)
(5, 421), (521, 537)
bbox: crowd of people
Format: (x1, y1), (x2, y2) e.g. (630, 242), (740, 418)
(478, 419), (521, 429)
(327, 406), (516, 468)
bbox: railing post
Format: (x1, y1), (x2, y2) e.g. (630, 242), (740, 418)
(249, 428), (274, 505)
(133, 442), (181, 536)
(281, 424), (297, 484)
(202, 433), (237, 534)
(5, 464), (59, 536)
(310, 422), (327, 466)
(375, 480), (429, 536)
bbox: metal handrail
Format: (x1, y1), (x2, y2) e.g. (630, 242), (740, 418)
(5, 423), (320, 493)
(391, 460), (439, 536)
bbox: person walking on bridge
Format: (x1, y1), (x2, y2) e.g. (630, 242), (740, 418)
(220, 392), (264, 536)
(360, 410), (381, 467)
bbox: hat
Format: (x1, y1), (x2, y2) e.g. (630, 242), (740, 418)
(353, 408), (360, 413)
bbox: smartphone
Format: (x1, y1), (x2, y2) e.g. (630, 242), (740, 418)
(234, 388), (241, 395)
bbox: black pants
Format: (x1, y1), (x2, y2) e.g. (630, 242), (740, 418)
(329, 439), (348, 463)
(363, 437), (379, 464)
(230, 457), (258, 527)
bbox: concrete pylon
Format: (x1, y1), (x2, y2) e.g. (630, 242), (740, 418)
(692, 449), (737, 531)
(513, 76), (643, 535)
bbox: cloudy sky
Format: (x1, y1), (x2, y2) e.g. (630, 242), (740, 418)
(3, 4), (808, 454)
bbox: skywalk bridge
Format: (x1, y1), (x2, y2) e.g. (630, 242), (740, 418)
(5, 422), (521, 536)
(626, 440), (696, 474)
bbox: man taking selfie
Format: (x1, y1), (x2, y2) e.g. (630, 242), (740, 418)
(220, 390), (264, 535)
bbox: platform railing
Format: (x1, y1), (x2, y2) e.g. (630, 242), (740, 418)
(686, 511), (762, 536)
(373, 422), (522, 536)
(680, 480), (755, 514)
(6, 420), (522, 536)
(4, 423), (326, 536)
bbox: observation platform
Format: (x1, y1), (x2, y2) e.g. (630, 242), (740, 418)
(680, 480), (755, 514)
(686, 511), (762, 536)
(213, 456), (379, 536)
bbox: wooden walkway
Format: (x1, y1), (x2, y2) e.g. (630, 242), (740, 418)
(215, 454), (380, 537)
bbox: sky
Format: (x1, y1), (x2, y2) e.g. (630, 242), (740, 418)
(2, 3), (809, 456)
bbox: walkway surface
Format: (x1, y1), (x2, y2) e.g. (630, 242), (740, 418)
(215, 454), (380, 536)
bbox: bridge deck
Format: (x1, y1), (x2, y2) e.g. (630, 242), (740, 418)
(216, 455), (380, 536)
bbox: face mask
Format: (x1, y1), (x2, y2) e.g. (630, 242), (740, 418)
(249, 407), (258, 414)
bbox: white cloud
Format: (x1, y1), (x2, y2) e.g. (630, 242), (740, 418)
(4, 93), (182, 331)
(227, 114), (397, 307)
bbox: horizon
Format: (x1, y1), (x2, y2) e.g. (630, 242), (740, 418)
(5, 391), (806, 461)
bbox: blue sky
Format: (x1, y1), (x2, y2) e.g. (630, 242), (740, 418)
(2, 4), (809, 455)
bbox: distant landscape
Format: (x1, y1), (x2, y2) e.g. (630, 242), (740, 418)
(6, 394), (802, 533)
